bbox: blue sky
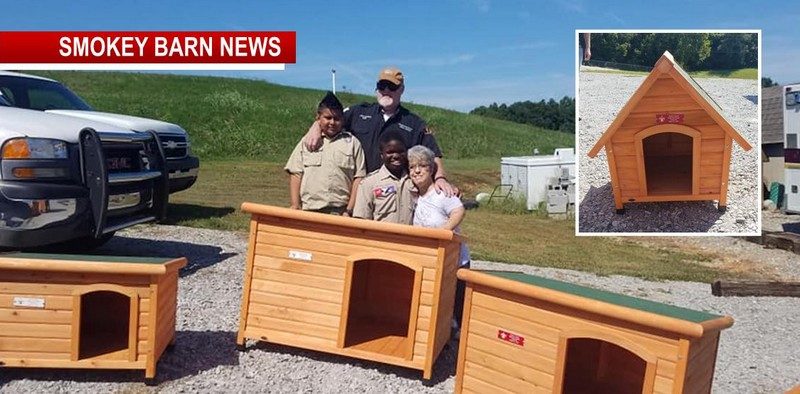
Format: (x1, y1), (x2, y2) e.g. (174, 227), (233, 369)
(0, 1), (794, 112)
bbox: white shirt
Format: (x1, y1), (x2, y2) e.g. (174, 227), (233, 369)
(413, 189), (471, 266)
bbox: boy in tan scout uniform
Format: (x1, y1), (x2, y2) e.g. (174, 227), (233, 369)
(285, 92), (366, 216)
(353, 131), (415, 224)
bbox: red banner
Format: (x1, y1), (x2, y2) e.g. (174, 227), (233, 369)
(0, 31), (295, 67)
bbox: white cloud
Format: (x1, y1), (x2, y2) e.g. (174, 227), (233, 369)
(498, 41), (556, 51)
(472, 0), (490, 13)
(602, 12), (625, 25)
(556, 0), (585, 13)
(353, 54), (476, 68)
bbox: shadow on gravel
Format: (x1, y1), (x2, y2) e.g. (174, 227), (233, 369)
(163, 203), (236, 224)
(153, 330), (240, 384)
(247, 339), (459, 386)
(0, 367), (144, 387)
(744, 94), (757, 104)
(579, 182), (724, 232)
(94, 236), (237, 277)
(0, 331), (239, 387)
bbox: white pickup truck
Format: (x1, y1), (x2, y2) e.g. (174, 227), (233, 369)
(0, 71), (198, 193)
(0, 104), (169, 249)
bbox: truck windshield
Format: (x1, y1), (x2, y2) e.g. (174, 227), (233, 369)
(0, 75), (94, 111)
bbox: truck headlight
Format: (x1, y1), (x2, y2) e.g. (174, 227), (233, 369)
(184, 133), (192, 155)
(2, 138), (68, 159)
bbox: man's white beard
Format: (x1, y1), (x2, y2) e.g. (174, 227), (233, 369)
(378, 95), (394, 108)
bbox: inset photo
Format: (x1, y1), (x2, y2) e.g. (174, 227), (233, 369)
(576, 31), (760, 235)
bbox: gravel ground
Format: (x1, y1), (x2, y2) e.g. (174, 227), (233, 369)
(2, 225), (798, 393)
(578, 71), (760, 233)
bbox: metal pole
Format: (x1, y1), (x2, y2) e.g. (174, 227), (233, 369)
(331, 69), (336, 94)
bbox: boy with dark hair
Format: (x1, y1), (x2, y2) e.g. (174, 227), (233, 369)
(285, 91), (366, 216)
(353, 131), (415, 224)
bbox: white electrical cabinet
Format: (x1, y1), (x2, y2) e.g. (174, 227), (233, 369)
(500, 148), (575, 210)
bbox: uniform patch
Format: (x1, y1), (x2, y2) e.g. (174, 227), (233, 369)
(359, 114), (372, 120)
(373, 185), (396, 198)
(398, 123), (413, 132)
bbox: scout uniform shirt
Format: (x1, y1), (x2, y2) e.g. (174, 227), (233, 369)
(353, 165), (415, 224)
(285, 131), (366, 211)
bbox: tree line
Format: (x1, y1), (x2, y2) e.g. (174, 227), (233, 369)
(470, 96), (575, 133)
(590, 33), (757, 71)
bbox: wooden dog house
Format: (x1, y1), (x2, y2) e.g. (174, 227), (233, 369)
(587, 51), (752, 213)
(236, 203), (461, 379)
(454, 270), (733, 393)
(0, 253), (185, 384)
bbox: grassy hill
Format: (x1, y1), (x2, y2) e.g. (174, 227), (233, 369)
(22, 71), (740, 282)
(33, 71), (573, 161)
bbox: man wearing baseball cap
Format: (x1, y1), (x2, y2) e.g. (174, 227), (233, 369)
(304, 67), (457, 196)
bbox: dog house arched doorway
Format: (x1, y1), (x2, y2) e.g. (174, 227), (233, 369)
(72, 285), (139, 361)
(338, 254), (423, 361)
(635, 124), (701, 197)
(557, 331), (657, 394)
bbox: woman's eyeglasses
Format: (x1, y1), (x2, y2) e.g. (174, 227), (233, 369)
(376, 81), (401, 91)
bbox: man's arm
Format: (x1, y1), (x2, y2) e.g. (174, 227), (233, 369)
(289, 173), (302, 209)
(303, 121), (323, 151)
(420, 128), (459, 197)
(433, 157), (459, 197)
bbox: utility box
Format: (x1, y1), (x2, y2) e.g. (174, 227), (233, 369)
(501, 148), (575, 210)
(547, 185), (570, 214)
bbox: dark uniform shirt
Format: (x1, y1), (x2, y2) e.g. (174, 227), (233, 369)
(343, 102), (442, 173)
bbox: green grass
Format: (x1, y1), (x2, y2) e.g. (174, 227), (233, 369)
(583, 67), (757, 80)
(691, 68), (757, 79)
(30, 71), (573, 161)
(169, 160), (725, 282)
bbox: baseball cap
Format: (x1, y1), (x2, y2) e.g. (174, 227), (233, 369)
(377, 67), (404, 85)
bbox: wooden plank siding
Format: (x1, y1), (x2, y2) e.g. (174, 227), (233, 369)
(0, 257), (184, 380)
(454, 269), (732, 394)
(153, 270), (178, 362)
(240, 203), (461, 378)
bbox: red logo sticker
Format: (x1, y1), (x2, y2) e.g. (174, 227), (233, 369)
(497, 329), (525, 347)
(656, 113), (684, 124)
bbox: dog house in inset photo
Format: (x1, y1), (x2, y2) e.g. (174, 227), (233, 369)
(454, 270), (733, 393)
(236, 203), (462, 379)
(0, 253), (185, 384)
(587, 51), (753, 213)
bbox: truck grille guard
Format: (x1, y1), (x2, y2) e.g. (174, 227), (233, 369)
(79, 128), (169, 238)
